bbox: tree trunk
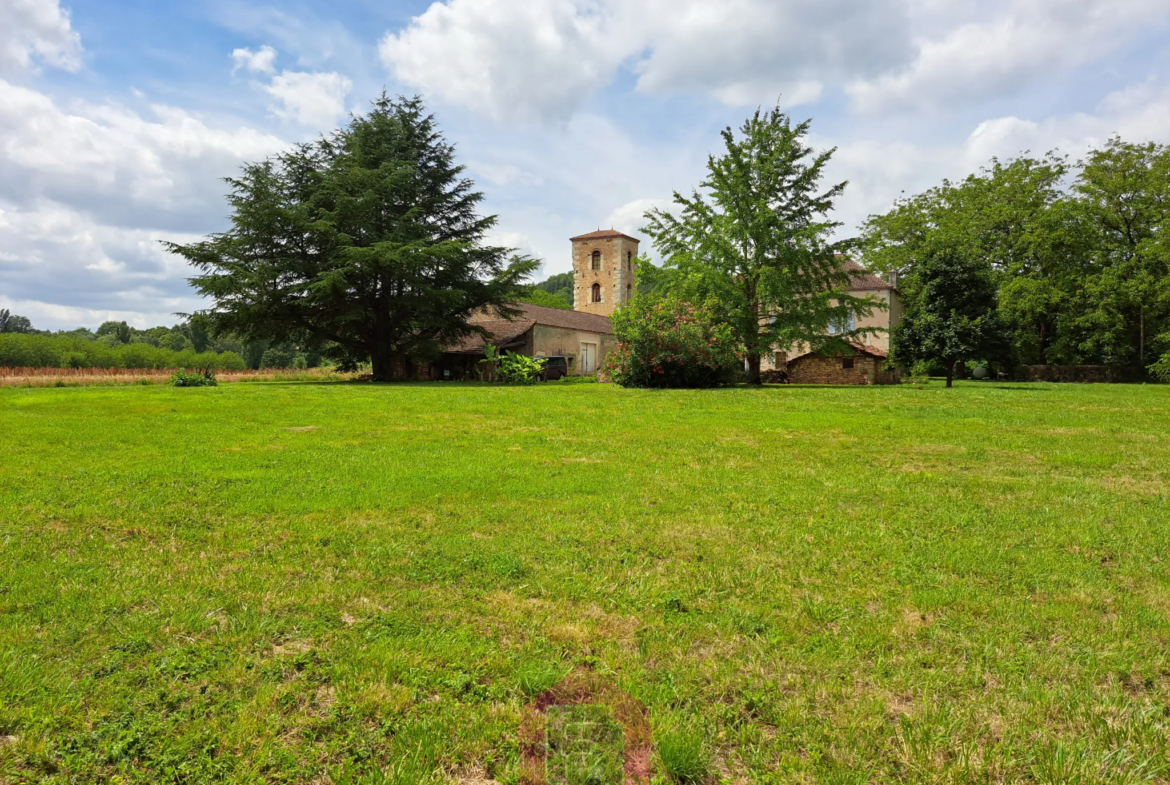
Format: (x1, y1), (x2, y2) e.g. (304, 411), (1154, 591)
(747, 352), (762, 385)
(371, 346), (397, 382)
(946, 360), (955, 388)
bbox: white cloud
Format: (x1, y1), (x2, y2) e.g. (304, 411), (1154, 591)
(847, 0), (1170, 114)
(825, 76), (1170, 232)
(0, 79), (285, 225)
(232, 44), (277, 74)
(264, 70), (352, 127)
(380, 0), (915, 123)
(0, 200), (208, 329)
(605, 198), (671, 239)
(381, 0), (627, 124)
(0, 0), (82, 74)
(625, 0), (911, 108)
(0, 80), (290, 328)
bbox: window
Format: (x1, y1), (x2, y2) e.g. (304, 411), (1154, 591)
(591, 250), (601, 271)
(829, 313), (856, 335)
(626, 250), (632, 269)
(591, 283), (602, 303)
(842, 356), (855, 370)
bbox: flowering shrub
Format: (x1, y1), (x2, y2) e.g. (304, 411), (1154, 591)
(498, 352), (545, 385)
(171, 368), (218, 387)
(604, 297), (741, 388)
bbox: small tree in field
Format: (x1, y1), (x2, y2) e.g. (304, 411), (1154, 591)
(169, 95), (536, 381)
(643, 103), (875, 384)
(604, 296), (741, 388)
(893, 245), (1012, 387)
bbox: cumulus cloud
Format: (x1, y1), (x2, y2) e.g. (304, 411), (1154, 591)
(823, 76), (1170, 232)
(380, 0), (915, 123)
(264, 70), (352, 127)
(847, 0), (1170, 114)
(0, 79), (288, 328)
(381, 0), (626, 124)
(0, 0), (82, 74)
(0, 79), (285, 229)
(231, 44), (277, 74)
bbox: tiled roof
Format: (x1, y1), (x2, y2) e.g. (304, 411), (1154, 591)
(569, 229), (640, 243)
(788, 342), (888, 363)
(841, 260), (895, 291)
(472, 302), (614, 334)
(445, 320), (534, 354)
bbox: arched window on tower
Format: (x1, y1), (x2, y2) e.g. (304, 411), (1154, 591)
(591, 250), (601, 271)
(626, 251), (632, 269)
(591, 283), (602, 303)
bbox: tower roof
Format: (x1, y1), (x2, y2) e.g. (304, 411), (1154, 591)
(569, 229), (640, 243)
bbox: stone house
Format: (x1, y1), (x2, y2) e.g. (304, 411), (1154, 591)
(430, 303), (617, 379)
(765, 260), (903, 379)
(417, 229), (638, 379)
(786, 343), (897, 385)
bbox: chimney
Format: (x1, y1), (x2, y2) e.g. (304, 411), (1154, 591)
(888, 269), (899, 289)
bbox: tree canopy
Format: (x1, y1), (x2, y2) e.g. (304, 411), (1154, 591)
(891, 245), (1012, 386)
(862, 139), (1170, 376)
(641, 104), (878, 384)
(169, 94), (536, 380)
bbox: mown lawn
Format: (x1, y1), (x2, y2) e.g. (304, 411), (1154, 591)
(2, 381), (1170, 784)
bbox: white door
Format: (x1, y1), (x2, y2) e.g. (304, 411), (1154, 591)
(580, 342), (597, 374)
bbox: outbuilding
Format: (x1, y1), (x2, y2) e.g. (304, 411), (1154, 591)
(416, 303), (618, 380)
(785, 343), (897, 385)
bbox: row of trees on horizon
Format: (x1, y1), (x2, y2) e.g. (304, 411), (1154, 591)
(2, 93), (1167, 384)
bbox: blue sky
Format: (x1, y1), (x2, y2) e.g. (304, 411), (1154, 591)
(2, 0), (1169, 329)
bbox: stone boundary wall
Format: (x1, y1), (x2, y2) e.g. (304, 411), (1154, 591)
(787, 355), (896, 385)
(1018, 365), (1141, 383)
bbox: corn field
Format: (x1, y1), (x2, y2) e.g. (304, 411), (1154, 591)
(0, 367), (358, 388)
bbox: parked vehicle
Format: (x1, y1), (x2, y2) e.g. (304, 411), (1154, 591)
(536, 355), (570, 381)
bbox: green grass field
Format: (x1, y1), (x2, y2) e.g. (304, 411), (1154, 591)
(2, 381), (1170, 784)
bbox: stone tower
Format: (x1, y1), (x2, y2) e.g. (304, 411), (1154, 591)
(570, 229), (640, 317)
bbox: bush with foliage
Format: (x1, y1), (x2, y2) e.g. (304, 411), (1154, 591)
(171, 369), (218, 387)
(604, 297), (741, 388)
(0, 333), (246, 371)
(497, 352), (545, 385)
(1151, 352), (1170, 382)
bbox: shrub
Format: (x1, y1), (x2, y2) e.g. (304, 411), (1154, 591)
(171, 369), (218, 387)
(261, 347), (295, 369)
(656, 727), (709, 783)
(0, 333), (246, 371)
(498, 352), (545, 385)
(604, 297), (741, 388)
(1151, 353), (1170, 382)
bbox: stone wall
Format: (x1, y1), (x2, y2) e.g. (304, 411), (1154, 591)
(1018, 365), (1141, 383)
(787, 354), (896, 385)
(532, 324), (618, 375)
(573, 237), (639, 317)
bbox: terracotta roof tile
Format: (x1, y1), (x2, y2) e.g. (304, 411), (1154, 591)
(569, 229), (641, 243)
(472, 302), (614, 334)
(445, 320), (534, 354)
(841, 260), (895, 291)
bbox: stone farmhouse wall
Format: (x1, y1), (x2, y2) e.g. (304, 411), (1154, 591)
(787, 354), (897, 385)
(573, 236), (639, 317)
(532, 324), (618, 375)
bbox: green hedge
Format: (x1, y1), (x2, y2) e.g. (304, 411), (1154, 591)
(0, 334), (246, 371)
